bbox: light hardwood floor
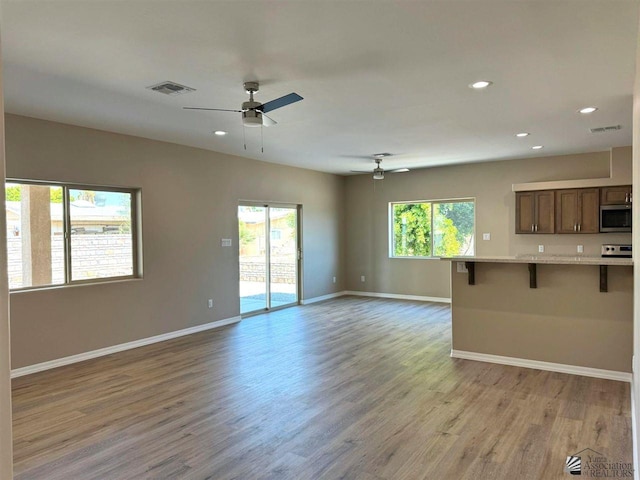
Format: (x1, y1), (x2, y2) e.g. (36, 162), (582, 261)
(12, 297), (632, 479)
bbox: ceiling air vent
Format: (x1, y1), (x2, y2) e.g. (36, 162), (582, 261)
(590, 125), (622, 133)
(146, 81), (196, 96)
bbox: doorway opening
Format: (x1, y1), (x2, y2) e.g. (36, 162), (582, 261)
(238, 204), (301, 315)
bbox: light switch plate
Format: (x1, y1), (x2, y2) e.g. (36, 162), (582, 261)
(221, 238), (232, 247)
(482, 233), (491, 241)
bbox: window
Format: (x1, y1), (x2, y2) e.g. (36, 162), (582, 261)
(5, 181), (139, 290)
(390, 199), (475, 258)
(270, 229), (282, 241)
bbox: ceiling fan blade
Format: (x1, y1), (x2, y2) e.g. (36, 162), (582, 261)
(183, 107), (244, 113)
(350, 170), (374, 173)
(390, 168), (410, 173)
(259, 93), (303, 113)
(262, 113), (278, 127)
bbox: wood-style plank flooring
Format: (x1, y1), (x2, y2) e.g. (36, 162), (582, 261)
(12, 297), (632, 479)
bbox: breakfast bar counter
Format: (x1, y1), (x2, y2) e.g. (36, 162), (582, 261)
(445, 255), (632, 292)
(441, 255), (633, 378)
(445, 254), (633, 266)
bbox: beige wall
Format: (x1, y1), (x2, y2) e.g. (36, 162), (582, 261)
(451, 262), (633, 372)
(0, 42), (14, 480)
(6, 114), (345, 368)
(345, 148), (632, 298)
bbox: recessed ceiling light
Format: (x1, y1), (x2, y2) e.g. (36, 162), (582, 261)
(213, 130), (227, 136)
(470, 80), (493, 89)
(515, 132), (530, 137)
(532, 145), (544, 150)
(579, 107), (598, 114)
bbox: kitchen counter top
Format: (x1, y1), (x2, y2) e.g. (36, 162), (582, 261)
(441, 255), (632, 266)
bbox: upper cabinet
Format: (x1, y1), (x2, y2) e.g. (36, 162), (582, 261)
(516, 191), (555, 234)
(555, 188), (599, 234)
(517, 186), (631, 234)
(600, 186), (632, 205)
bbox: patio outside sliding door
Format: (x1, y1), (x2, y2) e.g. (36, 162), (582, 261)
(238, 204), (300, 315)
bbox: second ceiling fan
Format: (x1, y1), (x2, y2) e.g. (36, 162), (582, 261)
(351, 154), (410, 180)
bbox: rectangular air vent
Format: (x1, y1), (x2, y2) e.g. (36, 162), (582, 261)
(590, 125), (622, 133)
(146, 81), (196, 96)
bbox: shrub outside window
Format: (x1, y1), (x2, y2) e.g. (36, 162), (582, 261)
(5, 181), (139, 290)
(390, 199), (475, 258)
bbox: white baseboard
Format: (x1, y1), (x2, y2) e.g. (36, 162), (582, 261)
(451, 349), (632, 383)
(11, 316), (241, 378)
(301, 291), (348, 305)
(301, 291), (450, 305)
(345, 290), (451, 304)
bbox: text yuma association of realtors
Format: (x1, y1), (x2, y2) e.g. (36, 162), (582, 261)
(582, 459), (633, 477)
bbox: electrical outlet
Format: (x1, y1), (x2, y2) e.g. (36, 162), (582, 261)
(332, 276), (336, 284)
(456, 262), (468, 273)
(208, 299), (213, 308)
(538, 245), (544, 253)
(360, 275), (365, 283)
(577, 245), (584, 253)
(482, 233), (491, 241)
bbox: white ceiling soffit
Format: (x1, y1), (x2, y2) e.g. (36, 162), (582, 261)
(2, 1), (638, 175)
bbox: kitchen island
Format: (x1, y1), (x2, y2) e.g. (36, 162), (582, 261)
(442, 255), (633, 379)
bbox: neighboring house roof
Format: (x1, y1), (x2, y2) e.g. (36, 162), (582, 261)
(6, 201), (129, 222)
(239, 209), (293, 225)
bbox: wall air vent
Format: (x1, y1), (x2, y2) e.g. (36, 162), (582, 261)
(590, 125), (622, 133)
(146, 81), (196, 96)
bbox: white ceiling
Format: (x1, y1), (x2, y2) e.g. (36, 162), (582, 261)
(2, 1), (638, 175)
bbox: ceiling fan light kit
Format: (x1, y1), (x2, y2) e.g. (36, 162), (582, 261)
(242, 105), (263, 127)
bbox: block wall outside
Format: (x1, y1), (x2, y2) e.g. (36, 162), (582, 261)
(7, 234), (132, 288)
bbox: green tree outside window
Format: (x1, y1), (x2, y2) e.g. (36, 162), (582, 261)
(392, 200), (474, 257)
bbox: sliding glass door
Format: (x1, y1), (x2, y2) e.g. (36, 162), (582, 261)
(238, 205), (268, 313)
(269, 207), (298, 308)
(238, 204), (299, 315)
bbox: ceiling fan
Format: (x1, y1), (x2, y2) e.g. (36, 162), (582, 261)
(184, 81), (303, 128)
(351, 154), (410, 180)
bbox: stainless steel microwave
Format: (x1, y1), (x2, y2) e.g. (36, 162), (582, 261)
(600, 204), (632, 232)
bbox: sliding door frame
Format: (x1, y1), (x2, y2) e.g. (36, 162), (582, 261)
(238, 202), (302, 316)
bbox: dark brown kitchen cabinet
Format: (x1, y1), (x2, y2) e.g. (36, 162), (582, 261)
(555, 188), (599, 234)
(516, 191), (555, 234)
(600, 185), (632, 205)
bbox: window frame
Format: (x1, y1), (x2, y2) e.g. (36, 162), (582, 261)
(6, 179), (141, 291)
(388, 197), (476, 259)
